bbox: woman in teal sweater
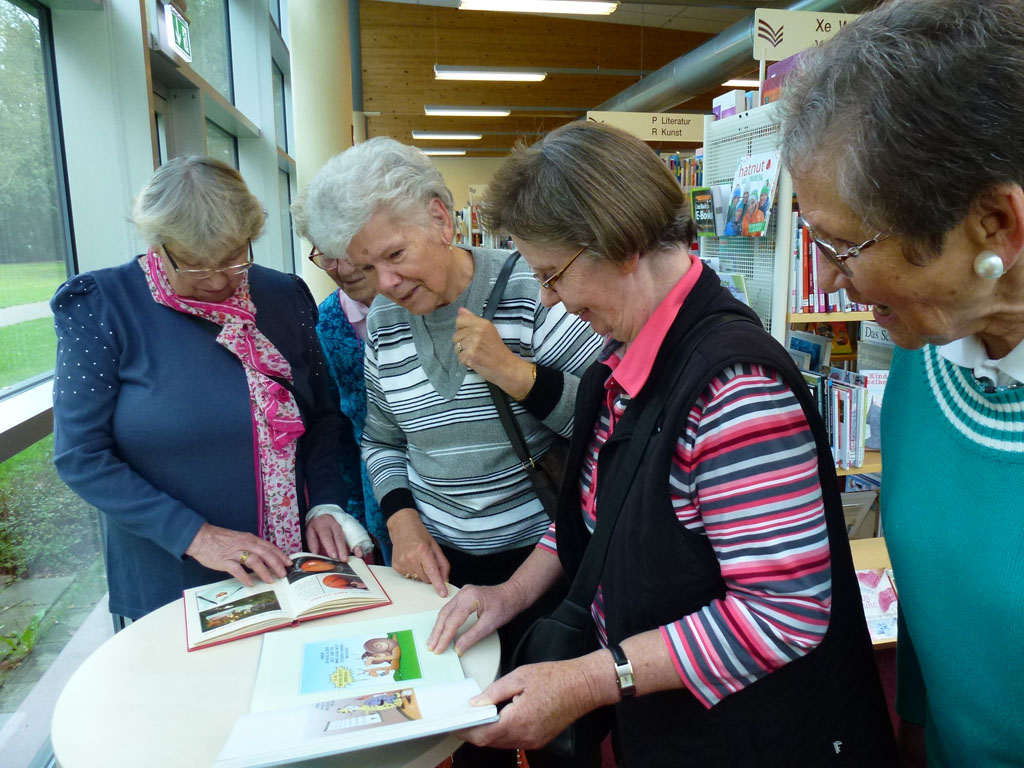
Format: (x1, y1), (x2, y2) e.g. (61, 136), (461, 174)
(778, 1), (1024, 765)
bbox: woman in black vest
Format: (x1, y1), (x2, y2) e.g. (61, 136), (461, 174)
(428, 122), (897, 766)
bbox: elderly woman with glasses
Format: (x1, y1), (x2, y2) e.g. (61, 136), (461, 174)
(779, 1), (1024, 765)
(51, 156), (367, 622)
(291, 193), (391, 564)
(427, 121), (897, 765)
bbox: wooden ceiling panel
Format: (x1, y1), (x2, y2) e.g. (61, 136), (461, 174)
(360, 1), (723, 154)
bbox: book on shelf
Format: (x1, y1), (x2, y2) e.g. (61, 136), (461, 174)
(720, 272), (750, 306)
(861, 369), (889, 451)
(810, 321), (854, 356)
(727, 151), (782, 237)
(761, 50), (807, 105)
(823, 366), (869, 469)
(859, 319), (894, 346)
(856, 567), (898, 645)
(690, 187), (717, 236)
(216, 610), (497, 767)
(786, 328), (832, 372)
(712, 89), (747, 120)
(856, 341), (894, 372)
(183, 554), (390, 651)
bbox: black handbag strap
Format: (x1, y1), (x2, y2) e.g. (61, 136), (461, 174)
(557, 310), (748, 619)
(482, 251), (539, 472)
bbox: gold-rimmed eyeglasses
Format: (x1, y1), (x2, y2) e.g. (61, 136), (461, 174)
(162, 240), (254, 282)
(308, 245), (342, 271)
(799, 217), (892, 278)
(532, 242), (590, 291)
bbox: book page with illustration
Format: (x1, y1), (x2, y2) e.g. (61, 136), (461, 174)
(183, 554), (389, 650)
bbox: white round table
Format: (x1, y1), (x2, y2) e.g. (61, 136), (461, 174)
(51, 566), (500, 768)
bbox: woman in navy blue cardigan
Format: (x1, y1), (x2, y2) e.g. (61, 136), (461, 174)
(51, 156), (366, 620)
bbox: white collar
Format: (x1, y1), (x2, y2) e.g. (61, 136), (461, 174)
(937, 334), (1024, 387)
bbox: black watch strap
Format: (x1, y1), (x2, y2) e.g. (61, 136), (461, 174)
(609, 643), (636, 698)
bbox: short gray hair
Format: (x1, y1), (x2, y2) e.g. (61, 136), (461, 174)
(132, 155), (265, 264)
(295, 137), (454, 259)
(481, 121), (694, 264)
(778, 0), (1024, 263)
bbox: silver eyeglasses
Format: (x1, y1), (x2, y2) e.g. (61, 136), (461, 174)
(799, 217), (892, 278)
(163, 240), (254, 282)
(532, 242), (590, 291)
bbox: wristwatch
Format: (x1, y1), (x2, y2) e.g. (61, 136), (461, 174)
(609, 643), (636, 698)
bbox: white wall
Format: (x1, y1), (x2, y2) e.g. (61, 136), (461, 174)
(431, 157), (507, 210)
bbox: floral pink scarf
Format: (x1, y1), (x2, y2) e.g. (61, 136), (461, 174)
(140, 250), (305, 553)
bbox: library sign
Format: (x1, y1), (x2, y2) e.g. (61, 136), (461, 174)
(752, 8), (859, 61)
(586, 111), (703, 144)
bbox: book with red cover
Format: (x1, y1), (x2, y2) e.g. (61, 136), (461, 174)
(182, 553), (390, 651)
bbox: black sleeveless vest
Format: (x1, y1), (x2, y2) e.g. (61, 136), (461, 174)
(555, 266), (897, 767)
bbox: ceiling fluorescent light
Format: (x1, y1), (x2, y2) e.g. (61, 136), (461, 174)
(459, 1), (618, 15)
(423, 149), (468, 156)
(434, 65), (546, 82)
(424, 105), (511, 117)
(413, 131), (484, 141)
(723, 79), (761, 88)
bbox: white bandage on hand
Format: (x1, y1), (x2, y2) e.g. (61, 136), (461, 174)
(305, 504), (374, 555)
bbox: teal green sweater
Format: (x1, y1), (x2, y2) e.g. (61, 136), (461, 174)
(883, 344), (1024, 767)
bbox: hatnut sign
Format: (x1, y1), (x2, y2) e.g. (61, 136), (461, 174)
(586, 111), (704, 143)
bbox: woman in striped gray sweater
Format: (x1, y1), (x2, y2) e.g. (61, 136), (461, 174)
(298, 136), (601, 630)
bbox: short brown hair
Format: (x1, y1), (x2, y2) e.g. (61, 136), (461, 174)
(481, 121), (694, 263)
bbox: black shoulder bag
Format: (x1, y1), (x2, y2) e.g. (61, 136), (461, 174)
(511, 311), (745, 759)
(483, 251), (569, 519)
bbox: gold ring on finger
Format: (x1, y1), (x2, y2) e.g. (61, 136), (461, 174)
(239, 550), (251, 565)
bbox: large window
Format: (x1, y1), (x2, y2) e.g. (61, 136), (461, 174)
(206, 118), (238, 168)
(0, 0), (70, 396)
(188, 0), (233, 102)
(272, 61), (287, 153)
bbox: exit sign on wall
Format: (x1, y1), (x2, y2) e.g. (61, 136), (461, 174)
(165, 3), (192, 62)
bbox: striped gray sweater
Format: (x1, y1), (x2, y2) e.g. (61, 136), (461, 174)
(362, 247), (602, 554)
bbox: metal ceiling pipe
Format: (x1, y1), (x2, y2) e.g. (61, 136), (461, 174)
(596, 0), (877, 113)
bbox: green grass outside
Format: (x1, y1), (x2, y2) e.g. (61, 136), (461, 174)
(0, 261), (67, 309)
(0, 317), (56, 391)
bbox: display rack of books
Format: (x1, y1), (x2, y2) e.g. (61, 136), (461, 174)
(699, 102), (792, 339)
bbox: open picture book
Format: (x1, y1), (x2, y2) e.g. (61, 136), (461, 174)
(214, 610), (497, 766)
(183, 553), (390, 651)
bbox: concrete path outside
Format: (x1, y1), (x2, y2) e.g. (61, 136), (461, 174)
(0, 302), (51, 329)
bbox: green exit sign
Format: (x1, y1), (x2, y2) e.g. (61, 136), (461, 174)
(164, 4), (192, 62)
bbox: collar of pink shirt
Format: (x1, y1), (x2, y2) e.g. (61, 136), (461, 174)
(604, 253), (703, 398)
(337, 289), (371, 341)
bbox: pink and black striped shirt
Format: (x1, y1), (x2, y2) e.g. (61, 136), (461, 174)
(539, 255), (832, 709)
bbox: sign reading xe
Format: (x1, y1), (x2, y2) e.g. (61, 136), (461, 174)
(752, 9), (859, 61)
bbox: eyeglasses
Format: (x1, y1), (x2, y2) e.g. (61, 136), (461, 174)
(532, 242), (590, 291)
(307, 245), (342, 271)
(799, 217), (892, 278)
(163, 240), (254, 281)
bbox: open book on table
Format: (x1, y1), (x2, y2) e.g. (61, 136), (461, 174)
(214, 610), (497, 766)
(183, 553), (390, 651)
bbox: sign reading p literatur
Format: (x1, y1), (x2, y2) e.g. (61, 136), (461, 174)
(586, 111), (704, 144)
(752, 9), (859, 61)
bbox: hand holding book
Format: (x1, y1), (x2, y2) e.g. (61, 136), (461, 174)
(183, 553), (391, 651)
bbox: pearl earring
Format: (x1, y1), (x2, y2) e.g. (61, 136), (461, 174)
(973, 250), (1005, 279)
